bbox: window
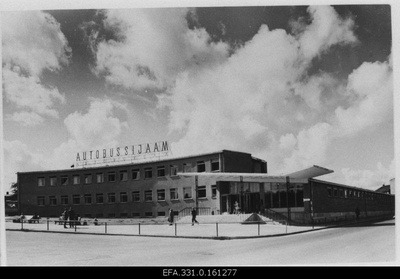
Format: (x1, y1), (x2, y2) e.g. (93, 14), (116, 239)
(38, 177), (45, 187)
(157, 189), (166, 201)
(50, 176), (57, 186)
(132, 191), (140, 202)
(84, 174), (92, 184)
(183, 163), (191, 173)
(211, 185), (217, 199)
(145, 212), (153, 217)
(96, 193), (104, 204)
(170, 188), (178, 200)
(96, 173), (104, 183)
(120, 170), (128, 181)
(37, 196), (45, 206)
(144, 190), (152, 201)
(157, 211), (166, 217)
(107, 193), (116, 203)
(198, 185), (206, 198)
(73, 175), (80, 185)
(49, 196), (57, 206)
(327, 187), (332, 197)
(108, 171), (116, 182)
(144, 167), (153, 179)
(197, 161), (206, 172)
(333, 188), (338, 197)
(170, 165), (178, 176)
(183, 187), (192, 199)
(120, 192), (128, 203)
(132, 212), (140, 218)
(84, 194), (92, 204)
(132, 169), (140, 180)
(157, 166), (166, 177)
(211, 159), (220, 171)
(61, 176), (68, 186)
(61, 195), (69, 205)
(339, 188), (344, 198)
(72, 195), (80, 205)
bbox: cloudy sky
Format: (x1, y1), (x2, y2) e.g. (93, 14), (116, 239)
(1, 1), (396, 192)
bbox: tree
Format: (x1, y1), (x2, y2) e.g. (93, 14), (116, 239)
(7, 182), (18, 200)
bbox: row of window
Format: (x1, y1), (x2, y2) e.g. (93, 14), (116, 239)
(327, 186), (391, 201)
(36, 185), (217, 206)
(37, 159), (220, 187)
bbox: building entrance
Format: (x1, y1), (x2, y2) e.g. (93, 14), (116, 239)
(221, 192), (261, 214)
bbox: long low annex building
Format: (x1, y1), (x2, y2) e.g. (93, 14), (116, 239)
(16, 149), (394, 224)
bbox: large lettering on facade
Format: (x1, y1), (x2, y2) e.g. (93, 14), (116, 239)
(75, 140), (169, 167)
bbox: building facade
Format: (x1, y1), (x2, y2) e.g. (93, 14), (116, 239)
(17, 150), (267, 218)
(16, 149), (394, 224)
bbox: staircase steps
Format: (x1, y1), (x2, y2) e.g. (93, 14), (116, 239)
(176, 213), (272, 224)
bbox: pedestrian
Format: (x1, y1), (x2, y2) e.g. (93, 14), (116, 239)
(355, 206), (360, 220)
(168, 208), (174, 226)
(68, 207), (76, 228)
(191, 207), (199, 226)
(63, 208), (69, 228)
(234, 201), (240, 215)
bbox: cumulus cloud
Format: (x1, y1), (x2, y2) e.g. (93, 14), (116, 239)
(12, 98), (130, 171)
(63, 98), (129, 150)
(340, 160), (395, 190)
(154, 6), (360, 166)
(3, 140), (46, 189)
(3, 67), (65, 118)
(90, 8), (230, 90)
(334, 59), (393, 136)
(3, 98), (130, 178)
(2, 10), (70, 125)
(85, 6), (371, 171)
(295, 5), (358, 61)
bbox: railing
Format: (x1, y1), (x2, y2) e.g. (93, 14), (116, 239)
(260, 208), (292, 225)
(177, 207), (212, 220)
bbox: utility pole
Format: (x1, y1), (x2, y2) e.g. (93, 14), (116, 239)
(286, 176), (291, 225)
(195, 175), (199, 211)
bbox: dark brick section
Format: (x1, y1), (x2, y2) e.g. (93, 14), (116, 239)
(17, 150), (267, 218)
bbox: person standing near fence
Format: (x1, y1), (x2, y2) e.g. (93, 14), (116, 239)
(191, 207), (199, 226)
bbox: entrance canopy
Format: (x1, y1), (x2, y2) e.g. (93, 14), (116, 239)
(177, 165), (333, 184)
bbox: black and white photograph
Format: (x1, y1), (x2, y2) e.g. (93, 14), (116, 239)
(0, 0), (398, 268)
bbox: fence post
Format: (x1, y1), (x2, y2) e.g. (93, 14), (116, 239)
(138, 223), (141, 235)
(105, 222), (107, 234)
(175, 223), (177, 236)
(75, 221), (77, 232)
(216, 223), (218, 237)
(258, 222), (260, 236)
(47, 218), (49, 231)
(21, 219), (23, 230)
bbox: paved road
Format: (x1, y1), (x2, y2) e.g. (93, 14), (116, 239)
(5, 219), (396, 266)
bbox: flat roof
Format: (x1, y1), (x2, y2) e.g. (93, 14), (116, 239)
(177, 165), (333, 184)
(16, 149), (263, 175)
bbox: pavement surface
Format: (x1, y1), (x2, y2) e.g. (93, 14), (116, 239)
(5, 216), (323, 239)
(4, 218), (396, 266)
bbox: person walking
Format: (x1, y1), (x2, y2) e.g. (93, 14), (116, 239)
(63, 208), (69, 228)
(68, 207), (76, 228)
(168, 208), (174, 226)
(191, 207), (199, 226)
